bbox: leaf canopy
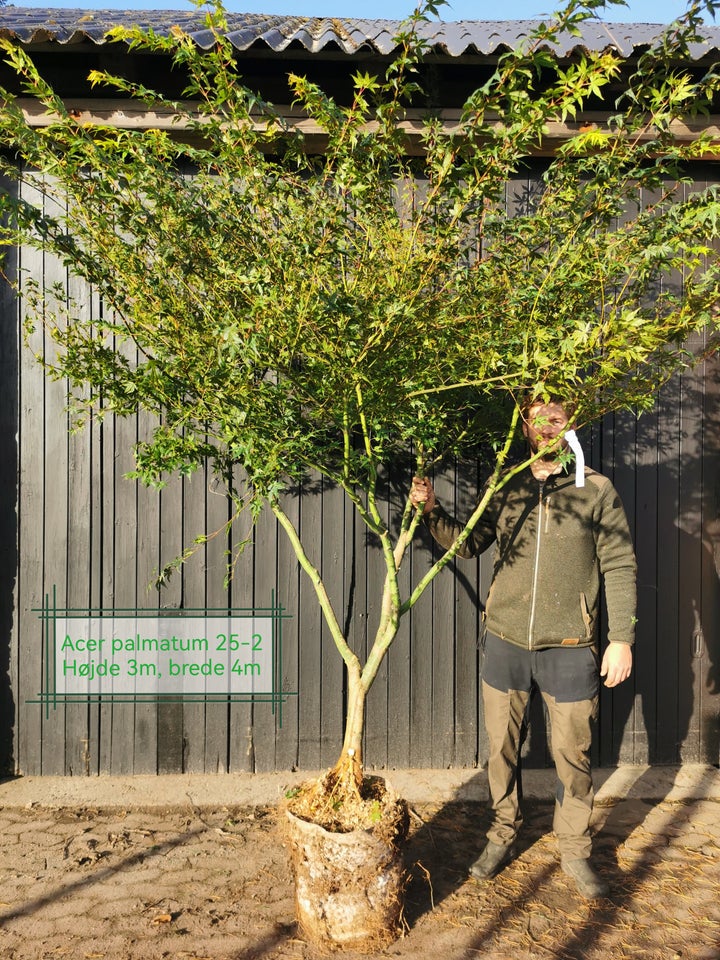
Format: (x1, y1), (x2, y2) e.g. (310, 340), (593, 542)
(0, 0), (719, 508)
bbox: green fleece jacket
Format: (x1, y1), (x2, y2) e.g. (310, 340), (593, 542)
(424, 465), (637, 650)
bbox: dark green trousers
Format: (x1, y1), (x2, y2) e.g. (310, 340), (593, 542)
(482, 632), (599, 861)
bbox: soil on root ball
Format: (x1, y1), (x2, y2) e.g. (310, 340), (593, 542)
(282, 771), (410, 951)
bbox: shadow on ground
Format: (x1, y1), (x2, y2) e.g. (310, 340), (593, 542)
(401, 767), (720, 960)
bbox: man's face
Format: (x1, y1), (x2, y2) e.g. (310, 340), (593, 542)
(522, 402), (569, 459)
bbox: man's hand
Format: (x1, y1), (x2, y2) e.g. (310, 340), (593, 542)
(600, 642), (633, 688)
(409, 476), (437, 515)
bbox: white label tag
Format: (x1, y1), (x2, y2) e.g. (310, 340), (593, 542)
(565, 430), (585, 487)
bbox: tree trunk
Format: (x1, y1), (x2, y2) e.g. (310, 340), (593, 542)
(336, 660), (365, 789)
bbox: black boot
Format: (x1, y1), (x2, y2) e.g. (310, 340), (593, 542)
(469, 841), (516, 880)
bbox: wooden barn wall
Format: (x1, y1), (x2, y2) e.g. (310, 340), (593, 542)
(2, 166), (720, 776)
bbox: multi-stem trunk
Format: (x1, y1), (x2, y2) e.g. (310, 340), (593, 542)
(271, 411), (522, 802)
(272, 497), (370, 794)
(333, 610), (401, 792)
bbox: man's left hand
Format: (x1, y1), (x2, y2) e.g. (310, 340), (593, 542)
(600, 642), (633, 688)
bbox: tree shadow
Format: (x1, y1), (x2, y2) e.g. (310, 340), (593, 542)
(516, 767), (720, 960)
(588, 353), (720, 767)
(0, 822), (206, 925)
(230, 925), (294, 960)
(402, 764), (719, 959)
(402, 791), (552, 928)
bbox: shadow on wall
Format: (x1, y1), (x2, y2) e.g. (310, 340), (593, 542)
(398, 339), (720, 770)
(590, 344), (720, 767)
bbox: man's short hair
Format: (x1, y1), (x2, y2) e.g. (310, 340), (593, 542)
(520, 393), (576, 419)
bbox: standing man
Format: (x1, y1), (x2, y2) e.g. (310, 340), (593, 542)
(410, 398), (636, 899)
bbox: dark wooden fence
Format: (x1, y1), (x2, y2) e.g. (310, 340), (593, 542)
(1, 167), (719, 777)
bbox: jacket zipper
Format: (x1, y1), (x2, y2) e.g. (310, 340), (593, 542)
(527, 481), (545, 648)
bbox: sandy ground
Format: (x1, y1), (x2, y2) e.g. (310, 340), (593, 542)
(0, 787), (718, 960)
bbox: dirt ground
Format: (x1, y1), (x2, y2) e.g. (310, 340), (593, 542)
(0, 793), (718, 960)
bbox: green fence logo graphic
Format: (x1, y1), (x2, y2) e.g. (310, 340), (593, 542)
(31, 588), (295, 722)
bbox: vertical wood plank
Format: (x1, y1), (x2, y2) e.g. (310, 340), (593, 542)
(97, 394), (117, 773)
(37, 187), (68, 775)
(677, 334), (706, 762)
(131, 409), (160, 774)
(454, 459), (481, 767)
(86, 286), (104, 776)
(655, 380), (682, 762)
(700, 346), (720, 764)
(180, 468), (209, 774)
(16, 185), (46, 774)
(227, 466), (256, 773)
(364, 470), (390, 768)
(385, 463), (411, 770)
(156, 472), (184, 774)
(203, 468), (232, 774)
(408, 466), (440, 767)
(252, 491), (280, 773)
(700, 175), (720, 763)
(609, 408), (638, 764)
(318, 477), (345, 769)
(108, 384), (140, 774)
(430, 467), (456, 768)
(0, 174), (19, 776)
(64, 271), (94, 776)
(296, 475), (323, 770)
(633, 405), (659, 765)
(274, 486), (301, 772)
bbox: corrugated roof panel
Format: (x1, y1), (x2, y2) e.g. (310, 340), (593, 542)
(0, 7), (719, 57)
(221, 16), (306, 51)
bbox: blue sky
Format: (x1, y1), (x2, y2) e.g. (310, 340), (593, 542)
(5, 0), (711, 23)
